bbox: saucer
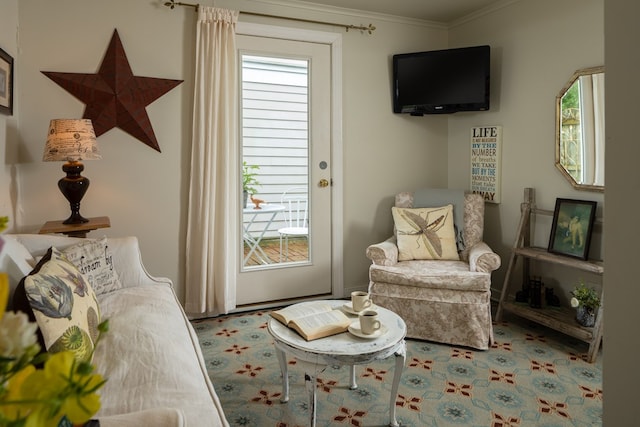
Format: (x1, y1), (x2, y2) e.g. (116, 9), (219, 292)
(342, 302), (377, 315)
(347, 321), (388, 339)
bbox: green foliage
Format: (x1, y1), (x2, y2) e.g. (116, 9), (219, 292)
(562, 80), (580, 111)
(571, 282), (600, 310)
(242, 162), (261, 195)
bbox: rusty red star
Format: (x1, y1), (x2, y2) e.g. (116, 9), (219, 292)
(42, 29), (183, 152)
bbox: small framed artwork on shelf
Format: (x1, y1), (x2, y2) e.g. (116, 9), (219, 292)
(0, 46), (13, 116)
(548, 198), (597, 260)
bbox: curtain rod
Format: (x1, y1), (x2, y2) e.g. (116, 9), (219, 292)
(163, 1), (376, 34)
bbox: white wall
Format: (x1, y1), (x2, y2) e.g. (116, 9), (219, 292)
(9, 0), (449, 300)
(0, 0), (18, 230)
(448, 0), (605, 299)
(15, 0), (192, 299)
(333, 11), (449, 292)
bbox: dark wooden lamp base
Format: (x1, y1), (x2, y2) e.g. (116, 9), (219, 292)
(59, 160), (90, 224)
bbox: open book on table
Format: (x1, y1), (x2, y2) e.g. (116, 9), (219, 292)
(271, 302), (352, 341)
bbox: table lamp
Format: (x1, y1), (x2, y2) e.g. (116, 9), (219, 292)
(43, 119), (101, 224)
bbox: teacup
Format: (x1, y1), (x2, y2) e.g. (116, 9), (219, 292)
(351, 291), (372, 312)
(359, 310), (382, 335)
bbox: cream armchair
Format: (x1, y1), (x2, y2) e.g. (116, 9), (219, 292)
(366, 189), (501, 350)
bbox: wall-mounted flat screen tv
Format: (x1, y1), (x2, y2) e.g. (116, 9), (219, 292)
(393, 45), (490, 115)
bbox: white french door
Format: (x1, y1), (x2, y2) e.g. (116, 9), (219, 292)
(234, 25), (341, 306)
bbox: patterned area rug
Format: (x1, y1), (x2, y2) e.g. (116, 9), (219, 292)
(193, 309), (602, 427)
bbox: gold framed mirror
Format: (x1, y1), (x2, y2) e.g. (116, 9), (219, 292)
(555, 66), (605, 192)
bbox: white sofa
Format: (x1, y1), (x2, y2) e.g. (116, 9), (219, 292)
(0, 233), (228, 427)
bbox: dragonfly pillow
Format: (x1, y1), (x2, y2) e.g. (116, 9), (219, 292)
(392, 205), (460, 261)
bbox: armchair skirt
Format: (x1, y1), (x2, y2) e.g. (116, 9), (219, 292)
(369, 260), (493, 350)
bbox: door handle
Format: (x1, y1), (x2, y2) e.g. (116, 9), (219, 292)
(318, 179), (329, 188)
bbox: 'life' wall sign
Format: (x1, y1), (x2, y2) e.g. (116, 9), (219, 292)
(470, 126), (502, 203)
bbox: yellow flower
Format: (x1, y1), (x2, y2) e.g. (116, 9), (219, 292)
(0, 272), (9, 321)
(2, 364), (37, 420)
(21, 351), (104, 425)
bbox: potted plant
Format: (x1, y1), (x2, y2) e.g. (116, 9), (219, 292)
(570, 282), (600, 327)
(242, 162), (260, 207)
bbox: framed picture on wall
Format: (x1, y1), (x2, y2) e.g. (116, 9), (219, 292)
(548, 198), (597, 260)
(0, 46), (14, 116)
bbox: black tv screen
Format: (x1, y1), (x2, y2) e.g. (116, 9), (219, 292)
(393, 45), (490, 115)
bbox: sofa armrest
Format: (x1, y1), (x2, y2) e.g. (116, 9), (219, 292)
(366, 236), (399, 266)
(97, 408), (185, 427)
(467, 241), (501, 273)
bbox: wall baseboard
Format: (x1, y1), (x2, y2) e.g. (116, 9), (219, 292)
(344, 283), (369, 297)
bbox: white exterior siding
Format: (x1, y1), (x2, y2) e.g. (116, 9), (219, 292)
(241, 55), (309, 237)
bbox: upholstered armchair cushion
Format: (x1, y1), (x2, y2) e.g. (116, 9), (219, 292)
(369, 260), (491, 291)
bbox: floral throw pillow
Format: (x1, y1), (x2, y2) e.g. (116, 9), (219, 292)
(23, 249), (100, 362)
(392, 205), (460, 261)
(58, 236), (122, 295)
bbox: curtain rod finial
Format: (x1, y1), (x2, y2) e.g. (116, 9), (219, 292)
(164, 0), (199, 11)
(345, 23), (376, 34)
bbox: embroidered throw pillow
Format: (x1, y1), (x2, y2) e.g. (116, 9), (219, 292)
(392, 205), (460, 261)
(59, 237), (122, 295)
(23, 248), (101, 362)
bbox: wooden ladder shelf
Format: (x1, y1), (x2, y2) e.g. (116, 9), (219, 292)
(495, 188), (603, 363)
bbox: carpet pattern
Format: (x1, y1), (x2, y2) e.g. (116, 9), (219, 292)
(193, 309), (602, 427)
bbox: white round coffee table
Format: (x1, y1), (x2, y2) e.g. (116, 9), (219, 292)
(267, 300), (407, 427)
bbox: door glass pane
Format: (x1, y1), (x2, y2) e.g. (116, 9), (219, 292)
(241, 54), (310, 269)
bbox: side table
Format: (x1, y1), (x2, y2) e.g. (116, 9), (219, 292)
(39, 216), (111, 238)
(267, 300), (407, 427)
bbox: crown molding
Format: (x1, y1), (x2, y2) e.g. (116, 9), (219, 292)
(244, 0), (448, 30)
(449, 0), (522, 28)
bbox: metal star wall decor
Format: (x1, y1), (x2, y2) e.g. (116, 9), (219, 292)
(42, 29), (183, 152)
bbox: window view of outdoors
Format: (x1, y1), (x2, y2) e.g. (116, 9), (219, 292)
(560, 80), (582, 183)
(241, 54), (310, 268)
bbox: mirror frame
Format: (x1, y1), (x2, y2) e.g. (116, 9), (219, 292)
(555, 66), (605, 193)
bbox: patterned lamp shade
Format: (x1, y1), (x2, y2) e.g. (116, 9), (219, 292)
(43, 119), (101, 162)
(43, 119), (101, 224)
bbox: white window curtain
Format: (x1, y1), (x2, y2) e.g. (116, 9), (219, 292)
(185, 7), (239, 315)
(591, 72), (605, 186)
(579, 73), (605, 186)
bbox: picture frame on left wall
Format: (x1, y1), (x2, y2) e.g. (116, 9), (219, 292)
(0, 47), (14, 116)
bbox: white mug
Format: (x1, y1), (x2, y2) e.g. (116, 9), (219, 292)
(359, 310), (381, 335)
(351, 291), (372, 312)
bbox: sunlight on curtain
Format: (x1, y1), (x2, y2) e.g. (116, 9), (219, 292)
(592, 72), (605, 186)
(579, 75), (595, 185)
(579, 73), (605, 187)
(185, 7), (239, 315)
